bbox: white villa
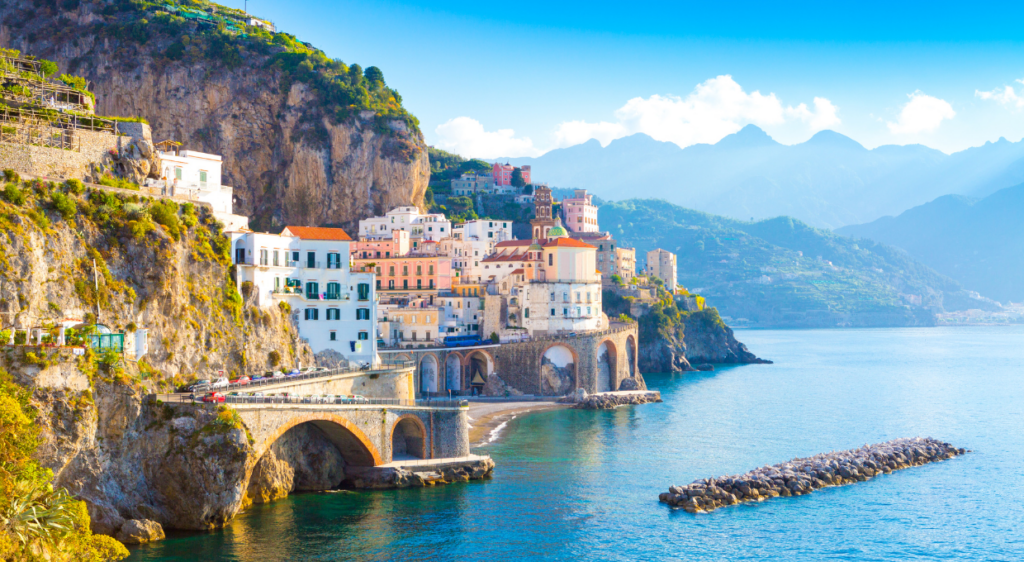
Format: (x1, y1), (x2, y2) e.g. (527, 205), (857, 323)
(154, 148), (247, 231)
(229, 226), (378, 365)
(358, 207), (452, 249)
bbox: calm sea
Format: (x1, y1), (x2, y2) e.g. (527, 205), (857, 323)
(128, 326), (1024, 561)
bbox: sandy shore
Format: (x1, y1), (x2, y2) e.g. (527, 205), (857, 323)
(467, 401), (567, 447)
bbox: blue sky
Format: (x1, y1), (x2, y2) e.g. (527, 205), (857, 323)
(224, 0), (1024, 157)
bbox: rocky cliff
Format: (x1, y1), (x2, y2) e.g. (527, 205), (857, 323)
(0, 0), (429, 232)
(0, 177), (351, 535)
(604, 291), (769, 373)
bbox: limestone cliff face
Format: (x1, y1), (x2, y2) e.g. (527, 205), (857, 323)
(637, 309), (770, 373)
(0, 0), (429, 231)
(0, 189), (312, 378)
(13, 359), (354, 534)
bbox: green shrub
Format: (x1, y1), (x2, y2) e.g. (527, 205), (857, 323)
(50, 192), (77, 220)
(2, 182), (25, 205)
(65, 178), (85, 195)
(97, 174), (139, 191)
(2, 169), (19, 183)
(148, 199), (181, 240)
(268, 350), (281, 367)
(39, 59), (59, 77)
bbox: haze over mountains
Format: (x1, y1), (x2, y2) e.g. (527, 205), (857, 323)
(498, 126), (1024, 229)
(838, 183), (1024, 304)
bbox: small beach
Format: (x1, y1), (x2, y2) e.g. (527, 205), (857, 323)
(467, 400), (567, 446)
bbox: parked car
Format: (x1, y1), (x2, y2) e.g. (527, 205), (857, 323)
(286, 370), (301, 377)
(251, 374), (264, 381)
(249, 392), (265, 397)
(314, 367), (329, 373)
(202, 392), (226, 403)
(189, 379), (211, 392)
(210, 377), (229, 389)
(352, 395), (368, 403)
(322, 394), (338, 403)
(230, 376), (250, 385)
(271, 371), (285, 379)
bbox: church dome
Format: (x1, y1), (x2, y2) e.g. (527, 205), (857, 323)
(547, 219), (568, 239)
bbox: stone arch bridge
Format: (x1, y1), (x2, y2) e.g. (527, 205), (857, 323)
(234, 402), (469, 470)
(382, 322), (641, 396)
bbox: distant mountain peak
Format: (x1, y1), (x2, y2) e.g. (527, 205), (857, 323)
(802, 129), (866, 151)
(715, 124), (780, 149)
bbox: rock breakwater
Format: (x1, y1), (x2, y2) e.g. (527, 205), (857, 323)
(659, 438), (967, 513)
(567, 390), (663, 409)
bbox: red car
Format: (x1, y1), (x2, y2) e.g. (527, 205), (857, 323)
(202, 392), (226, 403)
(230, 376), (251, 385)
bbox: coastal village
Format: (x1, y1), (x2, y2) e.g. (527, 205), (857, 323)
(0, 44), (697, 548)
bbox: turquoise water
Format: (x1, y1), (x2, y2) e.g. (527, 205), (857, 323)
(129, 327), (1024, 561)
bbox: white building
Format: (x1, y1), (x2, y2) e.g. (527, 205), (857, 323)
(358, 207), (452, 249)
(156, 149), (248, 231)
(437, 294), (482, 337)
(438, 236), (492, 284)
(484, 226), (606, 337)
(451, 172), (494, 195)
(229, 226), (378, 366)
(646, 248), (678, 292)
(454, 219), (513, 244)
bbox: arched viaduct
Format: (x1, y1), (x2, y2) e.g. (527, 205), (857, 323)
(382, 322), (640, 397)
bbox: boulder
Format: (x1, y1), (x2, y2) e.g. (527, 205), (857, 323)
(116, 519), (165, 545)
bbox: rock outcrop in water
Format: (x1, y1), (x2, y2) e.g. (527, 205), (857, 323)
(659, 438), (967, 513)
(566, 390), (662, 409)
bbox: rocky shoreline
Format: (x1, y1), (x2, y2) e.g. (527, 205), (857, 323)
(659, 437), (967, 513)
(348, 457), (494, 489)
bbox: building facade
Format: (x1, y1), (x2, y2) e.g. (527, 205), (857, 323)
(646, 248), (678, 292)
(530, 185), (557, 239)
(561, 189), (599, 233)
(353, 255), (454, 294)
(229, 226), (378, 365)
(451, 172), (495, 195)
(358, 207), (453, 247)
(492, 163), (531, 188)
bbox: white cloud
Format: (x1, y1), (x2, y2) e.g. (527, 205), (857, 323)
(976, 80), (1024, 109)
(434, 116), (542, 158)
(785, 97), (841, 130)
(886, 91), (955, 135)
(549, 75), (840, 149)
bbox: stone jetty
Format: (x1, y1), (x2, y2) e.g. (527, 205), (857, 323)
(659, 437), (967, 513)
(562, 390), (663, 409)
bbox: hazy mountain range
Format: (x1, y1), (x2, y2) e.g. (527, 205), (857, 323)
(837, 183), (1024, 304)
(599, 199), (998, 328)
(497, 126), (1024, 230)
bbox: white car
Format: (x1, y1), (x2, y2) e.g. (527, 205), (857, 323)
(210, 377), (229, 389)
(351, 395), (368, 404)
(271, 371), (285, 379)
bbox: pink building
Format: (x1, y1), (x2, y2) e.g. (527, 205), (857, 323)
(350, 230), (410, 259)
(561, 189), (599, 233)
(492, 163), (531, 187)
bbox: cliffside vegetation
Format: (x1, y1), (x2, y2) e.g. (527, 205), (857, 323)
(2, 0), (430, 231)
(48, 0), (418, 133)
(0, 368), (129, 561)
(0, 169), (309, 388)
(602, 199), (991, 328)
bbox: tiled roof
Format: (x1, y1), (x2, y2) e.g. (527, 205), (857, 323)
(283, 226), (353, 241)
(543, 238), (595, 249)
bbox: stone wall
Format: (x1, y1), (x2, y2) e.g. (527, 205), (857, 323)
(491, 322), (640, 396)
(0, 123), (152, 181)
(239, 368), (415, 401)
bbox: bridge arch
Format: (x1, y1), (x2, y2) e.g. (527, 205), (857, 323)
(254, 412), (383, 467)
(597, 340), (617, 392)
(626, 335), (637, 377)
(391, 414), (428, 460)
(540, 343), (577, 395)
(464, 349), (495, 391)
(445, 351), (464, 392)
(418, 353), (439, 394)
